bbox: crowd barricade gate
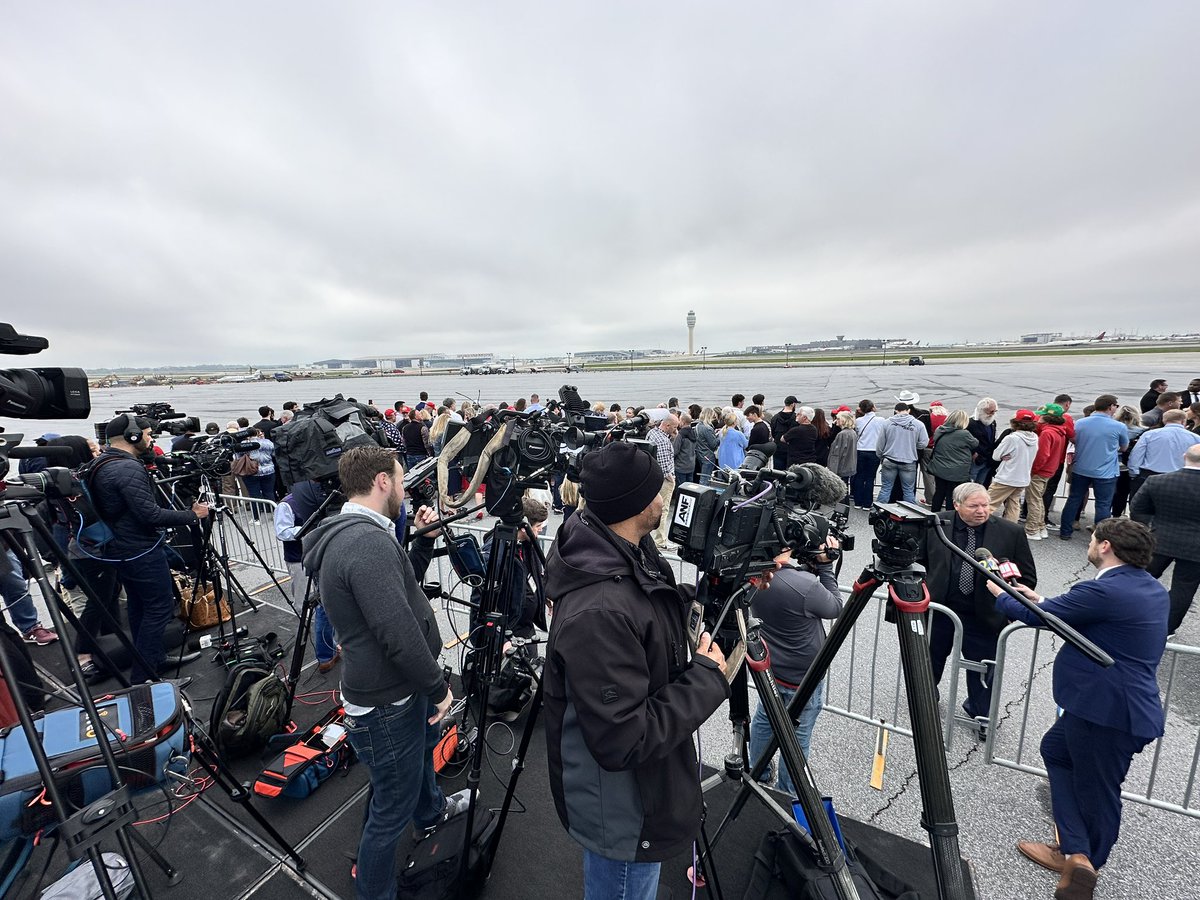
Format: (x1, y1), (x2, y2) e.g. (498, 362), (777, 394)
(985, 623), (1200, 820)
(214, 494), (290, 577)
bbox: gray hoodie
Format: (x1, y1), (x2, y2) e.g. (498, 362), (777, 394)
(302, 511), (446, 708)
(875, 413), (929, 464)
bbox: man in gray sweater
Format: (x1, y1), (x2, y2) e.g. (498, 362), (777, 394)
(303, 446), (461, 900)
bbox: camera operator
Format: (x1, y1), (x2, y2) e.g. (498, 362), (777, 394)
(302, 446), (464, 900)
(91, 415), (208, 683)
(544, 441), (729, 899)
(748, 539), (843, 794)
(275, 479), (340, 673)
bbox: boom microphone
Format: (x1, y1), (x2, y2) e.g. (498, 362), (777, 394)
(788, 463), (852, 508)
(7, 444), (76, 461)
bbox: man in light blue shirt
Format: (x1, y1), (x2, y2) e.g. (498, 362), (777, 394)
(1060, 395), (1128, 541)
(1128, 410), (1199, 494)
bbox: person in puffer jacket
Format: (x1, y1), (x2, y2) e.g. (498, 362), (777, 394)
(544, 441), (729, 899)
(987, 410), (1041, 521)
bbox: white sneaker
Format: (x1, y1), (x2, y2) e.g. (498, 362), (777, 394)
(1039, 528), (1049, 538)
(1027, 532), (1045, 541)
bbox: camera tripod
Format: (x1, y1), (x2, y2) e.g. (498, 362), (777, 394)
(709, 501), (1114, 900)
(0, 486), (307, 894)
(452, 514), (549, 893)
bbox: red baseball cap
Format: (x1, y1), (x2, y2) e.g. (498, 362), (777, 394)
(1014, 409), (1038, 421)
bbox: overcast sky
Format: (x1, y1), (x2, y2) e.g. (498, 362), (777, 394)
(3, 2), (1198, 368)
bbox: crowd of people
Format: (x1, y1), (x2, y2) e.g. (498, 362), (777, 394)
(2, 374), (1198, 900)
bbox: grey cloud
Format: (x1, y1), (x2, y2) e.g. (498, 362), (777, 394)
(3, 2), (1199, 369)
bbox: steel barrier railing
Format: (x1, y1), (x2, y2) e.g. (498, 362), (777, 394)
(214, 495), (290, 576)
(985, 623), (1200, 820)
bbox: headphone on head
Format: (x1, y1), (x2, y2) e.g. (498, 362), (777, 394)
(119, 414), (145, 444)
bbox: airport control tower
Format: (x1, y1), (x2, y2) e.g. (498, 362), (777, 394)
(687, 310), (697, 355)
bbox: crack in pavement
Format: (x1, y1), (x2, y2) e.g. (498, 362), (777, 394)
(868, 765), (920, 823)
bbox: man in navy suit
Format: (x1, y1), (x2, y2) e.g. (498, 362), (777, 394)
(987, 518), (1168, 900)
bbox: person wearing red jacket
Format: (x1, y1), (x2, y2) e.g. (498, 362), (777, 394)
(1026, 403), (1072, 540)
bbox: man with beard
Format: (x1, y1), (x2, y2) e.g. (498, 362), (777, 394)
(770, 396), (798, 470)
(986, 518), (1166, 900)
(968, 398), (999, 486)
(303, 446), (465, 899)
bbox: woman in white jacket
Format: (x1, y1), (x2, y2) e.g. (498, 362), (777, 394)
(987, 410), (1041, 521)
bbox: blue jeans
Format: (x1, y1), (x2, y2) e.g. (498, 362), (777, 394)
(877, 459), (917, 504)
(969, 459), (993, 487)
(582, 850), (661, 900)
(242, 473), (275, 517)
(1060, 474), (1116, 538)
(850, 451), (879, 507)
(405, 453), (428, 471)
(344, 697), (445, 900)
(111, 544), (176, 683)
(0, 550), (41, 635)
(698, 458), (715, 485)
(749, 681), (824, 796)
(287, 561), (337, 664)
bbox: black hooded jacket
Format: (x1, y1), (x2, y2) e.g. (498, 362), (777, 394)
(543, 511), (729, 863)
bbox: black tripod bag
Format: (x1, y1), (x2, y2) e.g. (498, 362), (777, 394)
(210, 651), (289, 758)
(743, 828), (915, 900)
(397, 805), (497, 900)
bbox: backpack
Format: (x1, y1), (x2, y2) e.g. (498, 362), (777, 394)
(272, 394), (388, 486)
(69, 454), (123, 558)
(230, 453), (260, 477)
(210, 655), (290, 758)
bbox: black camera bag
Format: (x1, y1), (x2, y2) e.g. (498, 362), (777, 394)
(742, 828), (911, 900)
(273, 394), (387, 486)
(397, 805), (497, 899)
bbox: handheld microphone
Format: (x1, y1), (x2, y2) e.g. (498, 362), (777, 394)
(997, 558), (1022, 585)
(974, 547), (1000, 576)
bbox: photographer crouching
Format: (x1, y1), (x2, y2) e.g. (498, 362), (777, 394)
(544, 441), (729, 900)
(91, 415), (208, 683)
(748, 537), (843, 794)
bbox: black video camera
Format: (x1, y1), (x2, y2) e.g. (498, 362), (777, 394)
(668, 466), (854, 582)
(115, 402), (201, 437)
(0, 323), (91, 422)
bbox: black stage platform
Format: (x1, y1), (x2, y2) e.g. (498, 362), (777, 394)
(5, 583), (975, 899)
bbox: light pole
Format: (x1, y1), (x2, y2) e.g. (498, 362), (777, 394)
(701, 345), (707, 371)
(629, 349), (635, 372)
(785, 342), (792, 368)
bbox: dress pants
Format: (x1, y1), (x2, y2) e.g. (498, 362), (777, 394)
(652, 477), (677, 548)
(928, 608), (997, 719)
(1148, 553), (1200, 634)
(851, 451), (880, 507)
(1041, 712), (1151, 869)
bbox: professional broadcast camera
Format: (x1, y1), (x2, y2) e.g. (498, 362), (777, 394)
(170, 427), (261, 478)
(113, 402), (201, 437)
(272, 394), (387, 486)
(0, 323), (90, 424)
(668, 462), (854, 582)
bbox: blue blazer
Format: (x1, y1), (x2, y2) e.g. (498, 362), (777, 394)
(993, 566), (1168, 739)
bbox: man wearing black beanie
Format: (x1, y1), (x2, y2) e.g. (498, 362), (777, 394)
(543, 441), (729, 899)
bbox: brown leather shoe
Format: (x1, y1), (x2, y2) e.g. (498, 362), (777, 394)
(1055, 854), (1097, 900)
(1017, 840), (1066, 873)
(317, 651), (341, 674)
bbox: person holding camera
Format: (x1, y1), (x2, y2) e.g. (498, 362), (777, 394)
(91, 415), (208, 684)
(544, 441), (729, 900)
(748, 539), (843, 794)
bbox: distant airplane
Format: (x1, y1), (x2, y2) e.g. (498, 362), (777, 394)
(1044, 332), (1106, 347)
(217, 369), (264, 383)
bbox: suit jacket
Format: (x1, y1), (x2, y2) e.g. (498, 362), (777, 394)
(918, 512), (1037, 631)
(1130, 467), (1200, 561)
(993, 566), (1167, 739)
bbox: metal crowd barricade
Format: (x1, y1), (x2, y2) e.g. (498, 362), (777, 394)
(436, 518), (985, 754)
(215, 494), (289, 576)
(812, 586), (975, 752)
(985, 623), (1200, 820)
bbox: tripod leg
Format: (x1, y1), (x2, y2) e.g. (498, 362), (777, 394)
(888, 574), (969, 900)
(127, 827), (182, 885)
(693, 809), (726, 900)
(713, 573), (879, 847)
(733, 610), (860, 900)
